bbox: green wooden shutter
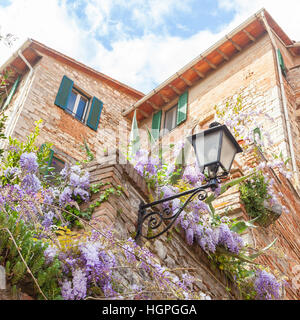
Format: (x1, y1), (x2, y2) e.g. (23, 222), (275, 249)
(2, 75), (20, 110)
(87, 97), (103, 131)
(151, 110), (162, 141)
(39, 144), (54, 175)
(48, 149), (54, 166)
(177, 91), (188, 126)
(54, 75), (73, 109)
(277, 49), (286, 77)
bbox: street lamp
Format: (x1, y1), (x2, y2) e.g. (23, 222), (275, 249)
(187, 122), (243, 180)
(135, 122), (242, 242)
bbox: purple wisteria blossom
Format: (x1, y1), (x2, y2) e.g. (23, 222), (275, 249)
(22, 173), (41, 193)
(42, 188), (55, 205)
(186, 228), (194, 245)
(80, 241), (102, 270)
(197, 226), (218, 253)
(217, 224), (244, 254)
(254, 270), (281, 300)
(72, 268), (88, 300)
(59, 186), (73, 207)
(44, 245), (58, 264)
(42, 211), (55, 230)
(123, 238), (137, 264)
(61, 280), (74, 300)
(182, 165), (205, 185)
(4, 167), (20, 179)
(20, 152), (39, 173)
(191, 199), (209, 214)
(133, 149), (160, 176)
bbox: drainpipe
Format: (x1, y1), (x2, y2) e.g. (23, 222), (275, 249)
(260, 11), (300, 188)
(4, 49), (35, 140)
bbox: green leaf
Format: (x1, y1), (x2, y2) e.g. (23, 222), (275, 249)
(249, 238), (278, 260)
(205, 173), (254, 204)
(230, 216), (259, 234)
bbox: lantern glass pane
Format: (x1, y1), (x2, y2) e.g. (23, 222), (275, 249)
(220, 132), (237, 171)
(192, 130), (221, 167)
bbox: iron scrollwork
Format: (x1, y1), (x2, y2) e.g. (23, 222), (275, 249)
(135, 179), (218, 241)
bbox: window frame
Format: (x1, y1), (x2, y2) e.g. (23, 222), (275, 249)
(163, 103), (178, 133)
(51, 155), (65, 173)
(65, 87), (91, 124)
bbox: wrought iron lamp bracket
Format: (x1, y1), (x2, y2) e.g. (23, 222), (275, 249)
(135, 178), (218, 241)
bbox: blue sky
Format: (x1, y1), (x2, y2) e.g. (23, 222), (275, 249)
(0, 0), (299, 93)
(65, 0), (235, 49)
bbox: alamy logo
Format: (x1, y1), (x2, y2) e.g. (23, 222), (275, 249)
(0, 265), (6, 290)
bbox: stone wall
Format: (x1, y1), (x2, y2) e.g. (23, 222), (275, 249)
(137, 34), (300, 186)
(213, 149), (300, 300)
(7, 50), (140, 163)
(84, 150), (240, 300)
(83, 149), (300, 300)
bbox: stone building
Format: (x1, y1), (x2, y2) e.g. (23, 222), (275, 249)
(0, 38), (144, 168)
(121, 8), (300, 299)
(1, 8), (300, 299)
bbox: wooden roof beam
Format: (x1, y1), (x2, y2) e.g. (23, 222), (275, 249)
(216, 49), (230, 61)
(157, 92), (170, 103)
(177, 73), (193, 86)
(202, 56), (217, 69)
(243, 29), (256, 42)
(168, 84), (182, 95)
(146, 100), (160, 110)
(226, 36), (242, 51)
(191, 67), (205, 78)
(138, 109), (150, 118)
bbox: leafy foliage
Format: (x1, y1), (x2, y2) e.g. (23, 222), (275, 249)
(239, 171), (271, 224)
(0, 210), (62, 299)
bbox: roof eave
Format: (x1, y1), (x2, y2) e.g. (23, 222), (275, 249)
(123, 8), (297, 120)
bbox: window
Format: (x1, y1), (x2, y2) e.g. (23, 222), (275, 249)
(1, 75), (20, 111)
(47, 150), (66, 183)
(277, 49), (286, 77)
(50, 156), (65, 174)
(151, 91), (188, 141)
(164, 104), (178, 132)
(54, 75), (104, 131)
(66, 88), (90, 122)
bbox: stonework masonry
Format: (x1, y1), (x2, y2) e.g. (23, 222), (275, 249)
(84, 150), (300, 300)
(138, 34), (300, 188)
(2, 12), (300, 300)
(5, 49), (140, 164)
(83, 151), (236, 299)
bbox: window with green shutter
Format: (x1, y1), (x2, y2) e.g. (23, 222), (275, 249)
(151, 110), (162, 141)
(177, 91), (188, 125)
(55, 75), (74, 110)
(87, 97), (103, 131)
(54, 75), (103, 131)
(158, 91), (188, 135)
(1, 75), (20, 111)
(277, 49), (286, 77)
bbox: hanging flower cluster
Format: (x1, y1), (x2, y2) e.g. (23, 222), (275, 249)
(44, 230), (211, 300)
(132, 145), (286, 300)
(0, 136), (211, 301)
(254, 270), (282, 300)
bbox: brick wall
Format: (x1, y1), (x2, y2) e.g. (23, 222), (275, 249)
(83, 149), (300, 300)
(213, 149), (300, 300)
(7, 51), (139, 163)
(139, 34), (289, 164)
(83, 150), (241, 300)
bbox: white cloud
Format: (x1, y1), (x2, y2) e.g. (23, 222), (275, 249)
(216, 0), (300, 40)
(0, 0), (299, 94)
(0, 0), (89, 66)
